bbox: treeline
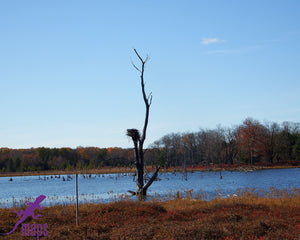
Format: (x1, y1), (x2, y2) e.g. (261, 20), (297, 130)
(151, 118), (300, 168)
(0, 147), (134, 172)
(0, 118), (300, 173)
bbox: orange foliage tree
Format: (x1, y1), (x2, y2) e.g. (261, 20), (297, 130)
(235, 118), (268, 165)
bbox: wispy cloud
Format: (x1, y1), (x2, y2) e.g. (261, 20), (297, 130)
(201, 37), (225, 45)
(206, 45), (262, 55)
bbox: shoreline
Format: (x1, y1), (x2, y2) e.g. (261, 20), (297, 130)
(0, 164), (299, 177)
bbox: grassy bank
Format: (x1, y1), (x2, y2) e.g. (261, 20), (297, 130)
(0, 194), (299, 239)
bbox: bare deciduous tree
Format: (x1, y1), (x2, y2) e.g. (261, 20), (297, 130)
(127, 49), (160, 198)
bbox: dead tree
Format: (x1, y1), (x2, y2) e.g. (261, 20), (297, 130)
(127, 49), (160, 198)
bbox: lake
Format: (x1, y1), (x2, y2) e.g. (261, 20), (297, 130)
(0, 168), (300, 208)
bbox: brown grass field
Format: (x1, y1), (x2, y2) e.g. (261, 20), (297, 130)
(0, 191), (300, 240)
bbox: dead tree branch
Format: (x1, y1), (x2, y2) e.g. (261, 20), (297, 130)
(126, 49), (160, 197)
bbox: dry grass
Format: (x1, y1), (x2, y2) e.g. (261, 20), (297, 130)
(0, 190), (300, 240)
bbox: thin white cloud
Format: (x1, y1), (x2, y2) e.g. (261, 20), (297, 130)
(206, 45), (262, 55)
(201, 37), (224, 45)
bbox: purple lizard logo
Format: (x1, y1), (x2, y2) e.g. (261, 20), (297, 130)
(1, 194), (46, 236)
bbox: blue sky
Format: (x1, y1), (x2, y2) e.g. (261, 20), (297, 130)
(0, 0), (299, 149)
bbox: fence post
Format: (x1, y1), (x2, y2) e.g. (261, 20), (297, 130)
(76, 173), (79, 226)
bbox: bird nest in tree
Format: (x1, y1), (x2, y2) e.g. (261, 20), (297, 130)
(127, 129), (140, 141)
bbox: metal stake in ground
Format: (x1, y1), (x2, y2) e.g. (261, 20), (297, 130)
(75, 173), (79, 226)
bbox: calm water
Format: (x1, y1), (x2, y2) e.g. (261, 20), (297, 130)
(0, 168), (299, 208)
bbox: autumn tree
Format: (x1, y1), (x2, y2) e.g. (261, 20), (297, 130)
(263, 121), (281, 163)
(235, 118), (268, 165)
(222, 127), (238, 165)
(127, 49), (160, 198)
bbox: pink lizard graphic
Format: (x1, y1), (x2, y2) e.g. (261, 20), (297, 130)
(1, 194), (46, 235)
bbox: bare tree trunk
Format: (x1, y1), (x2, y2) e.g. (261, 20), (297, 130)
(127, 49), (160, 198)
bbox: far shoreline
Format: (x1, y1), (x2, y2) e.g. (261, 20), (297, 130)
(0, 164), (299, 177)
